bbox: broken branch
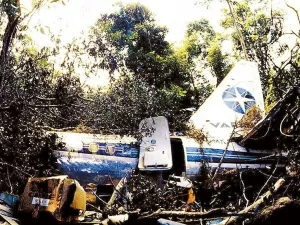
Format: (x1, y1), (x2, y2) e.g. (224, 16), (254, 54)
(218, 178), (285, 225)
(285, 1), (300, 25)
(139, 208), (253, 220)
(106, 176), (127, 208)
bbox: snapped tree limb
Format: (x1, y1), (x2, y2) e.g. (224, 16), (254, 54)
(217, 178), (285, 225)
(138, 208), (253, 220)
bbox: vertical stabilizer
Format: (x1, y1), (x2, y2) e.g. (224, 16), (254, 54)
(189, 60), (264, 145)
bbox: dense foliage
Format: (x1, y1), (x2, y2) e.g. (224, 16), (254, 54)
(0, 0), (299, 194)
(84, 3), (213, 133)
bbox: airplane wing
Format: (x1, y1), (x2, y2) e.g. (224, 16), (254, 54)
(240, 86), (300, 150)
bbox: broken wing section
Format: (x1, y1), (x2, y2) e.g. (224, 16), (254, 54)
(240, 86), (300, 150)
(189, 60), (265, 146)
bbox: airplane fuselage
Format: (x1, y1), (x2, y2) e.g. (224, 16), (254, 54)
(54, 134), (278, 185)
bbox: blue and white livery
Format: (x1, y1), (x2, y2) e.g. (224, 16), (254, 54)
(54, 61), (279, 185)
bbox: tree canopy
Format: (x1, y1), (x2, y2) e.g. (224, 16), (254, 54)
(85, 3), (212, 132)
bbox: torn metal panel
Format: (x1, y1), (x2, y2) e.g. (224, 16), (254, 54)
(70, 180), (86, 211)
(157, 219), (186, 225)
(240, 86), (300, 150)
(168, 175), (193, 188)
(0, 204), (13, 217)
(19, 175), (67, 215)
(0, 214), (19, 225)
(0, 193), (19, 208)
(18, 175), (86, 222)
(0, 193), (20, 225)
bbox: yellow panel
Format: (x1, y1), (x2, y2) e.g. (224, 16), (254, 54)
(70, 180), (86, 211)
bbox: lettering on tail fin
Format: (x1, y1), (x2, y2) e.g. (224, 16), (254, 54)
(207, 121), (237, 128)
(210, 122), (220, 128)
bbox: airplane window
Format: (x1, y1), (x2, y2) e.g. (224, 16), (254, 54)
(89, 143), (99, 153)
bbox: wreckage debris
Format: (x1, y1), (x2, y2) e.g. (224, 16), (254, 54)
(18, 175), (86, 223)
(1, 170), (300, 225)
(0, 193), (20, 225)
(91, 171), (292, 225)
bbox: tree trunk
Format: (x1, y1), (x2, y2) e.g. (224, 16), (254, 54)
(226, 0), (249, 61)
(0, 0), (21, 68)
(0, 17), (19, 66)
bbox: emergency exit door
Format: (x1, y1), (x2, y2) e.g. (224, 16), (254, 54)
(138, 116), (172, 170)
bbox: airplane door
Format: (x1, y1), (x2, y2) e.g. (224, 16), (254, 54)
(138, 116), (172, 171)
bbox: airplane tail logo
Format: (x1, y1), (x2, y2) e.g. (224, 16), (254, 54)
(222, 87), (256, 114)
(189, 60), (264, 145)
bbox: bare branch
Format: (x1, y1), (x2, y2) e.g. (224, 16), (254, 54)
(226, 0), (249, 61)
(78, 94), (95, 102)
(39, 126), (76, 132)
(6, 168), (13, 194)
(0, 161), (32, 177)
(239, 171), (249, 207)
(27, 104), (65, 108)
(254, 160), (279, 202)
(0, 106), (10, 111)
(139, 208), (253, 220)
(219, 178), (285, 225)
(35, 96), (56, 101)
(211, 121), (238, 182)
(285, 1), (300, 25)
(291, 30), (300, 39)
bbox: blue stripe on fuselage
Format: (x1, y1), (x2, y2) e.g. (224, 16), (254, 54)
(186, 147), (276, 163)
(56, 147), (276, 184)
(56, 152), (138, 185)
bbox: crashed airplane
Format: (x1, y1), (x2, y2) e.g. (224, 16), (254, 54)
(54, 60), (288, 185)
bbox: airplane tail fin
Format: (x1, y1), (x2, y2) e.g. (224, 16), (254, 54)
(189, 60), (265, 144)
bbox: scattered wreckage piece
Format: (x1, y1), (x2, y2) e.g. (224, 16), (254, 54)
(18, 175), (86, 223)
(0, 214), (19, 225)
(0, 193), (19, 210)
(157, 218), (186, 225)
(241, 86), (300, 150)
(6, 172), (290, 225)
(0, 201), (14, 218)
(107, 177), (127, 208)
(168, 175), (193, 189)
(0, 193), (20, 225)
